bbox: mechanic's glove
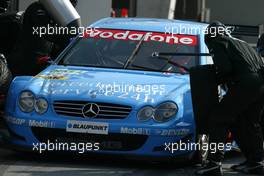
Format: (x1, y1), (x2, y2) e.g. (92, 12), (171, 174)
(37, 56), (50, 65)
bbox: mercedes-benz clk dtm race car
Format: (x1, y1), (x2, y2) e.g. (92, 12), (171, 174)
(3, 18), (213, 162)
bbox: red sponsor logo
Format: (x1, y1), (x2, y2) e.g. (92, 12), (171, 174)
(84, 29), (197, 46)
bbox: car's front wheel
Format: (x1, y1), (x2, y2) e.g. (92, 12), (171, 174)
(192, 134), (209, 165)
(0, 54), (12, 94)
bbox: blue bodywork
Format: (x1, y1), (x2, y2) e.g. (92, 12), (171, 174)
(4, 18), (211, 158)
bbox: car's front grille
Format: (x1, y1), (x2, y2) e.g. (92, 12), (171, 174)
(31, 127), (148, 151)
(53, 101), (132, 119)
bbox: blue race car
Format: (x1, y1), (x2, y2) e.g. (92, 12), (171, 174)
(3, 18), (211, 162)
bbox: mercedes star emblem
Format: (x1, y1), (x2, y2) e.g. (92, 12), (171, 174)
(82, 103), (100, 118)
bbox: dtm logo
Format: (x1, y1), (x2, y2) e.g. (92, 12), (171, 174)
(82, 103), (100, 118)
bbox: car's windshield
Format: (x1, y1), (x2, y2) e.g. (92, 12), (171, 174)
(58, 29), (199, 74)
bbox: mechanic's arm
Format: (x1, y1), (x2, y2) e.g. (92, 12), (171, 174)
(209, 42), (233, 84)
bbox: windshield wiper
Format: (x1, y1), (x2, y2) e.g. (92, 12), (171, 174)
(151, 52), (212, 72)
(123, 34), (146, 69)
(131, 64), (185, 74)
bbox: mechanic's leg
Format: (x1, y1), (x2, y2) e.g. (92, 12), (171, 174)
(230, 116), (257, 171)
(206, 92), (251, 162)
(230, 117), (251, 161)
(195, 92), (246, 176)
(195, 89), (256, 176)
(244, 103), (264, 163)
(230, 96), (264, 174)
(240, 100), (264, 174)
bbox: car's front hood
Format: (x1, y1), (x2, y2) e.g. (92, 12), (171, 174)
(26, 66), (190, 106)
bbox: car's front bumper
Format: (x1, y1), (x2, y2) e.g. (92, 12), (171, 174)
(3, 114), (196, 158)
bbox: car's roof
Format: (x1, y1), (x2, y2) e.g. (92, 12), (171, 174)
(90, 18), (208, 35)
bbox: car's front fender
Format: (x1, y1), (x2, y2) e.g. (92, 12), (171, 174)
(5, 76), (32, 114)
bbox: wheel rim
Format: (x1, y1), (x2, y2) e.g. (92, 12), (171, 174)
(199, 134), (209, 159)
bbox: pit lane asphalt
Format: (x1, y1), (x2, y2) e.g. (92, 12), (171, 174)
(0, 120), (257, 176)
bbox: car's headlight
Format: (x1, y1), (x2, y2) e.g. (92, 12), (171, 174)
(35, 98), (48, 114)
(137, 106), (155, 121)
(154, 102), (178, 122)
(19, 91), (35, 113)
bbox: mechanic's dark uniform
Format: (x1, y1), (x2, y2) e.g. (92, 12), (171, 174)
(205, 33), (264, 165)
(7, 2), (53, 76)
(7, 1), (77, 76)
(0, 0), (21, 57)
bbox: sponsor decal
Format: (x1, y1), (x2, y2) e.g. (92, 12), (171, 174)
(156, 129), (190, 136)
(84, 29), (198, 46)
(34, 69), (88, 80)
(4, 116), (26, 125)
(66, 120), (109, 135)
(4, 117), (56, 128)
(34, 75), (68, 80)
(49, 69), (88, 75)
(120, 127), (151, 135)
(28, 120), (55, 128)
(120, 127), (190, 136)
